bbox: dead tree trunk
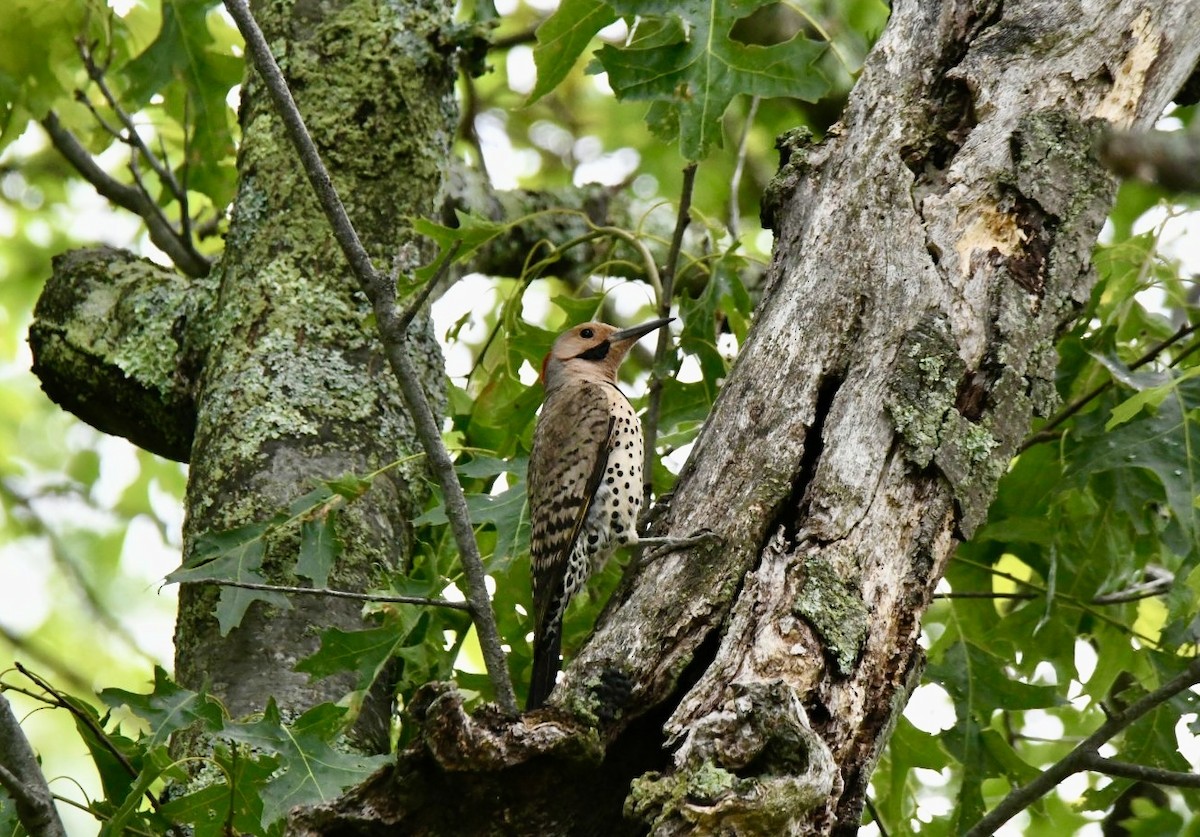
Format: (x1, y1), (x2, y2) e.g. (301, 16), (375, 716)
(291, 0), (1200, 834)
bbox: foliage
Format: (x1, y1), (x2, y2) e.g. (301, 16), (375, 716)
(1, 0), (1198, 835)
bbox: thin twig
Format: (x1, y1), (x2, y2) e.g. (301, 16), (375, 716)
(207, 579), (472, 610)
(864, 795), (890, 837)
(728, 96), (759, 237)
(178, 94), (194, 244)
(1020, 320), (1200, 452)
(489, 27), (539, 51)
(395, 239), (463, 333)
(41, 112), (210, 277)
(1081, 753), (1200, 787)
(1091, 566), (1173, 604)
(77, 37), (186, 205)
(13, 664), (161, 811)
(935, 591), (1038, 600)
(949, 555), (1163, 644)
(642, 163), (697, 512)
(223, 0), (517, 714)
(964, 655), (1200, 835)
(0, 694), (67, 837)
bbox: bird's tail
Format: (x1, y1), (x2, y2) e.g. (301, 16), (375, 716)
(527, 627), (562, 710)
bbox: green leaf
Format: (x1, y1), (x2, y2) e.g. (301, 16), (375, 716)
(296, 513), (341, 588)
(0, 789), (23, 836)
(121, 0), (241, 207)
(929, 639), (1061, 714)
(0, 0), (91, 146)
(416, 479), (531, 570)
(1106, 368), (1200, 430)
(412, 210), (509, 280)
(100, 666), (223, 750)
(62, 694), (141, 808)
(221, 700), (388, 828)
(1065, 380), (1200, 546)
(166, 523), (291, 635)
(528, 0), (617, 104)
(157, 743), (279, 837)
(324, 474), (372, 502)
(295, 624), (410, 691)
(596, 1), (830, 159)
(99, 746), (184, 837)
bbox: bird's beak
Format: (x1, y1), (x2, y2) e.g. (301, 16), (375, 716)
(610, 317), (674, 344)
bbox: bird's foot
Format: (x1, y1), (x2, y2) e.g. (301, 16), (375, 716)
(636, 529), (721, 562)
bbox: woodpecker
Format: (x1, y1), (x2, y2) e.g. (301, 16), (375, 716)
(526, 317), (672, 710)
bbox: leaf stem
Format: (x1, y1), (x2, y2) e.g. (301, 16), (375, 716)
(222, 0), (517, 714)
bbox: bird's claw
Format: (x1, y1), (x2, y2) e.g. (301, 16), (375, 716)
(637, 529), (721, 562)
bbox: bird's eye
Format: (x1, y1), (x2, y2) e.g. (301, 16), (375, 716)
(580, 328), (594, 339)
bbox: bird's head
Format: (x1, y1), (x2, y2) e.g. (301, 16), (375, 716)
(540, 318), (673, 392)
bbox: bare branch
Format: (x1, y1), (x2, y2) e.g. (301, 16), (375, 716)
(76, 37), (187, 206)
(0, 694), (67, 837)
(41, 112), (210, 278)
(728, 96), (759, 237)
(1082, 753), (1200, 787)
(934, 591), (1038, 600)
(222, 0), (518, 714)
(11, 665), (161, 811)
(1091, 566), (1174, 605)
(395, 239), (463, 334)
(965, 656), (1200, 835)
(206, 579), (472, 611)
(1099, 129), (1200, 193)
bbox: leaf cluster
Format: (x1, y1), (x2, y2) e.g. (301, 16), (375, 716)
(0, 665), (385, 836)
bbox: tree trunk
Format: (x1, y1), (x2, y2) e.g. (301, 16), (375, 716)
(175, 0), (458, 749)
(291, 0), (1200, 833)
(29, 0), (459, 753)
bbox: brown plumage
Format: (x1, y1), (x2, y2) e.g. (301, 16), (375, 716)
(526, 318), (672, 710)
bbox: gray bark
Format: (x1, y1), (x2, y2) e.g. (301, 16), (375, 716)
(291, 0), (1200, 833)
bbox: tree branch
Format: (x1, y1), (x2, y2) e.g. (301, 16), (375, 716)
(207, 579), (472, 611)
(40, 112), (210, 278)
(0, 694), (67, 837)
(965, 656), (1200, 835)
(11, 665), (161, 811)
(1083, 753), (1200, 787)
(223, 0), (517, 714)
(728, 96), (759, 237)
(76, 36), (189, 211)
(1099, 128), (1200, 193)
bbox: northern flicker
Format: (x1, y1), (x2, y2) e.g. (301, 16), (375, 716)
(526, 317), (672, 710)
